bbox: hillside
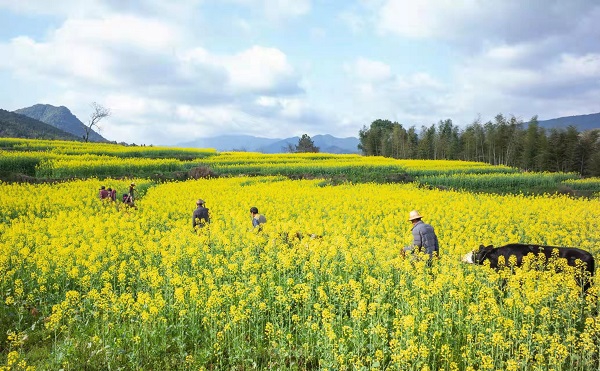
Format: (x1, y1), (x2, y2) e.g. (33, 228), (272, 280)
(537, 112), (600, 131)
(0, 109), (81, 140)
(14, 104), (106, 142)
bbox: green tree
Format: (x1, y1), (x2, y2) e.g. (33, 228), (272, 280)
(577, 130), (600, 175)
(295, 134), (320, 153)
(418, 124), (436, 159)
(406, 126), (419, 159)
(434, 119), (461, 160)
(358, 119), (394, 156)
(390, 123), (409, 158)
(521, 116), (545, 171)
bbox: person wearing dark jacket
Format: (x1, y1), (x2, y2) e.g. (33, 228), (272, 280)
(404, 210), (439, 260)
(193, 199), (210, 228)
(99, 186), (109, 200)
(107, 187), (116, 202)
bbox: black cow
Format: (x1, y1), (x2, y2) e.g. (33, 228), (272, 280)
(462, 243), (595, 291)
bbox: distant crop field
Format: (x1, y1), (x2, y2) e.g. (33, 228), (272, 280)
(1, 174), (599, 370)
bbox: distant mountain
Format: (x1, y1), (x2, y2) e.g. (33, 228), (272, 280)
(313, 134), (361, 154)
(0, 109), (81, 140)
(179, 135), (278, 152)
(14, 104), (106, 142)
(537, 112), (600, 131)
(178, 134), (360, 154)
(257, 134), (360, 154)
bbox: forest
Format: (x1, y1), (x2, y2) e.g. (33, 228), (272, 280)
(358, 115), (600, 176)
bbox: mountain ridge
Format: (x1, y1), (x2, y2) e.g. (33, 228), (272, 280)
(0, 109), (81, 141)
(14, 104), (106, 142)
(537, 112), (600, 131)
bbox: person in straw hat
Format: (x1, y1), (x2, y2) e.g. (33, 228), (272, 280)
(129, 182), (136, 201)
(192, 199), (210, 229)
(403, 210), (439, 261)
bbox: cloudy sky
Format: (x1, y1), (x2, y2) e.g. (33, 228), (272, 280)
(1, 1), (599, 145)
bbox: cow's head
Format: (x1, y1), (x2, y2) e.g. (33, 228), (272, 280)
(462, 245), (494, 264)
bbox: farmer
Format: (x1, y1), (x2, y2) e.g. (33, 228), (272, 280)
(404, 210), (439, 261)
(129, 183), (136, 201)
(193, 199), (210, 228)
(99, 186), (109, 200)
(122, 193), (136, 209)
(107, 187), (116, 202)
(250, 206), (266, 231)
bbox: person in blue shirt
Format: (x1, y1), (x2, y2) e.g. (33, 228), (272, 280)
(250, 206), (266, 231)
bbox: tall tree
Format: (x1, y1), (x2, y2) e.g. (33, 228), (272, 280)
(390, 123), (409, 159)
(296, 134), (320, 153)
(545, 128), (564, 172)
(406, 126), (419, 159)
(460, 125), (476, 161)
(576, 130), (600, 175)
(84, 102), (111, 143)
(484, 120), (499, 165)
(521, 116), (544, 171)
(418, 124), (436, 159)
(358, 119), (394, 156)
(503, 115), (524, 167)
(564, 126), (581, 172)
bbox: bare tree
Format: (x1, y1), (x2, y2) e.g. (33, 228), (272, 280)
(84, 102), (111, 142)
(285, 142), (297, 153)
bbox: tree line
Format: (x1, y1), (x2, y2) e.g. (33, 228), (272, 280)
(358, 115), (600, 176)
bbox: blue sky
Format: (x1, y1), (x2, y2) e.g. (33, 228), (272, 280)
(1, 0), (599, 145)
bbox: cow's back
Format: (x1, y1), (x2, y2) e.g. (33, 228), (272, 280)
(499, 243), (595, 275)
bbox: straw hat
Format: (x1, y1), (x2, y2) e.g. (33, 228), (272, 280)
(196, 199), (205, 205)
(408, 210), (423, 221)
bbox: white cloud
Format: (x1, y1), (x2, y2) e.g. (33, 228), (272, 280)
(223, 46), (297, 93)
(0, 9), (313, 144)
(1, 35), (114, 85)
(0, 15), (182, 88)
(0, 0), (204, 19)
(54, 15), (178, 50)
(0, 12), (300, 96)
(553, 54), (600, 79)
(347, 58), (392, 83)
(226, 0), (311, 20)
(0, 0), (100, 16)
(374, 0), (600, 46)
(255, 96), (308, 119)
(452, 45), (600, 122)
(180, 45), (299, 95)
(263, 0), (311, 19)
(342, 57), (453, 125)
(337, 0), (600, 124)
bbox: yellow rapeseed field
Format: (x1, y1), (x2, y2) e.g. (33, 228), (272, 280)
(1, 176), (599, 370)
